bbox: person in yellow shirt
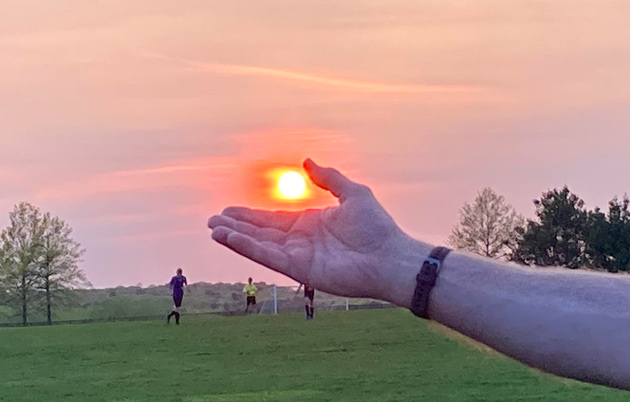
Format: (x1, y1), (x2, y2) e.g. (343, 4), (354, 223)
(243, 277), (257, 314)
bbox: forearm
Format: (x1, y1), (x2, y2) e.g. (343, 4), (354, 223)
(387, 234), (630, 389)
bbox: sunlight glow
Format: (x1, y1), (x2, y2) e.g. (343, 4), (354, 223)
(276, 171), (307, 200)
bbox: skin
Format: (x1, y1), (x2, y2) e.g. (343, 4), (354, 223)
(208, 158), (630, 390)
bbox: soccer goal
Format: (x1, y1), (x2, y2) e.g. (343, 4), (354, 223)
(257, 284), (279, 315)
(257, 284), (352, 315)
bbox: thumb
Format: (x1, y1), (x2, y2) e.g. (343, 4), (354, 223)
(303, 158), (362, 199)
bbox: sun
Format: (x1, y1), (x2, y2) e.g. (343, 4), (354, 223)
(277, 171), (307, 200)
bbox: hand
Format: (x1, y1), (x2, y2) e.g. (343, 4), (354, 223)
(208, 159), (422, 302)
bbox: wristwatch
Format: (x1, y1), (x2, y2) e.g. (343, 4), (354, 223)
(410, 246), (451, 319)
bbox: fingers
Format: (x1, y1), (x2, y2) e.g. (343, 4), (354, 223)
(211, 226), (290, 275)
(303, 158), (364, 199)
(216, 206), (300, 231)
(208, 214), (287, 243)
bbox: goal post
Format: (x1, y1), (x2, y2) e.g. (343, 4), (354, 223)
(256, 284), (390, 315)
(257, 284), (278, 315)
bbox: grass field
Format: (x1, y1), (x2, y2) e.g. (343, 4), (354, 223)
(0, 309), (627, 402)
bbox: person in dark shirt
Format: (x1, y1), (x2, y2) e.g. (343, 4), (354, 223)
(167, 268), (187, 325)
(296, 284), (315, 320)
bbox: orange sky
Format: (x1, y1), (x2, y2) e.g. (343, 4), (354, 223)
(1, 1), (630, 287)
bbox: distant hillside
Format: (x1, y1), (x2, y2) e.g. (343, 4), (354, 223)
(0, 282), (389, 324)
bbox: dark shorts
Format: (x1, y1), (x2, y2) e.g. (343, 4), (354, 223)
(173, 296), (183, 308)
(304, 289), (315, 301)
(246, 296), (256, 305)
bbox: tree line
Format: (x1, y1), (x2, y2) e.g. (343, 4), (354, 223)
(0, 202), (86, 326)
(449, 186), (630, 272)
(3, 187), (625, 326)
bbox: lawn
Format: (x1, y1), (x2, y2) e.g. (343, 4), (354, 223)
(0, 309), (627, 401)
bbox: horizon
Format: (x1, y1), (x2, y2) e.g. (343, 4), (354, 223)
(90, 278), (298, 290)
(2, 1), (630, 287)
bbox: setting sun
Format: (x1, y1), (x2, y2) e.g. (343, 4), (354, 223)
(277, 171), (307, 200)
(245, 160), (333, 208)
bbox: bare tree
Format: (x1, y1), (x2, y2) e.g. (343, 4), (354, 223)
(35, 212), (86, 325)
(0, 203), (43, 326)
(448, 188), (525, 260)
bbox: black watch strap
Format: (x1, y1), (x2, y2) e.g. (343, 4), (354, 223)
(410, 246), (451, 319)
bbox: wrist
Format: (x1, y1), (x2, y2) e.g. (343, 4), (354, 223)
(377, 232), (434, 309)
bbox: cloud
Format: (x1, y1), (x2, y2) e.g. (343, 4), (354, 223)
(36, 160), (234, 201)
(112, 163), (236, 177)
(74, 212), (160, 226)
(185, 60), (479, 94)
(111, 229), (202, 244)
(75, 203), (212, 226)
(142, 53), (481, 94)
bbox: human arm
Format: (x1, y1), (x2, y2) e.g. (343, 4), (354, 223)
(389, 237), (630, 389)
(208, 158), (630, 389)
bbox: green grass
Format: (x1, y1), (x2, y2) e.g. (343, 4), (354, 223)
(0, 309), (627, 401)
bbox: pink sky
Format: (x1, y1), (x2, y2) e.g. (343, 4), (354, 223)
(1, 1), (630, 287)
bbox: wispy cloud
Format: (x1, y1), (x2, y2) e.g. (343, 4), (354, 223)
(75, 212), (160, 226)
(113, 229), (202, 244)
(75, 203), (212, 227)
(144, 53), (480, 94)
(113, 163), (236, 177)
(37, 160), (234, 201)
(185, 60), (478, 94)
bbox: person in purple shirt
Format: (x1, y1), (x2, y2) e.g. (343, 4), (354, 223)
(167, 268), (187, 325)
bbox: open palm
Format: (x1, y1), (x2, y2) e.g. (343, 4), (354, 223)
(208, 159), (406, 299)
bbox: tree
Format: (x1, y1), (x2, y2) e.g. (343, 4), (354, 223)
(0, 248), (11, 307)
(448, 187), (525, 259)
(515, 187), (588, 268)
(34, 212), (86, 325)
(586, 195), (630, 272)
(0, 202), (43, 326)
